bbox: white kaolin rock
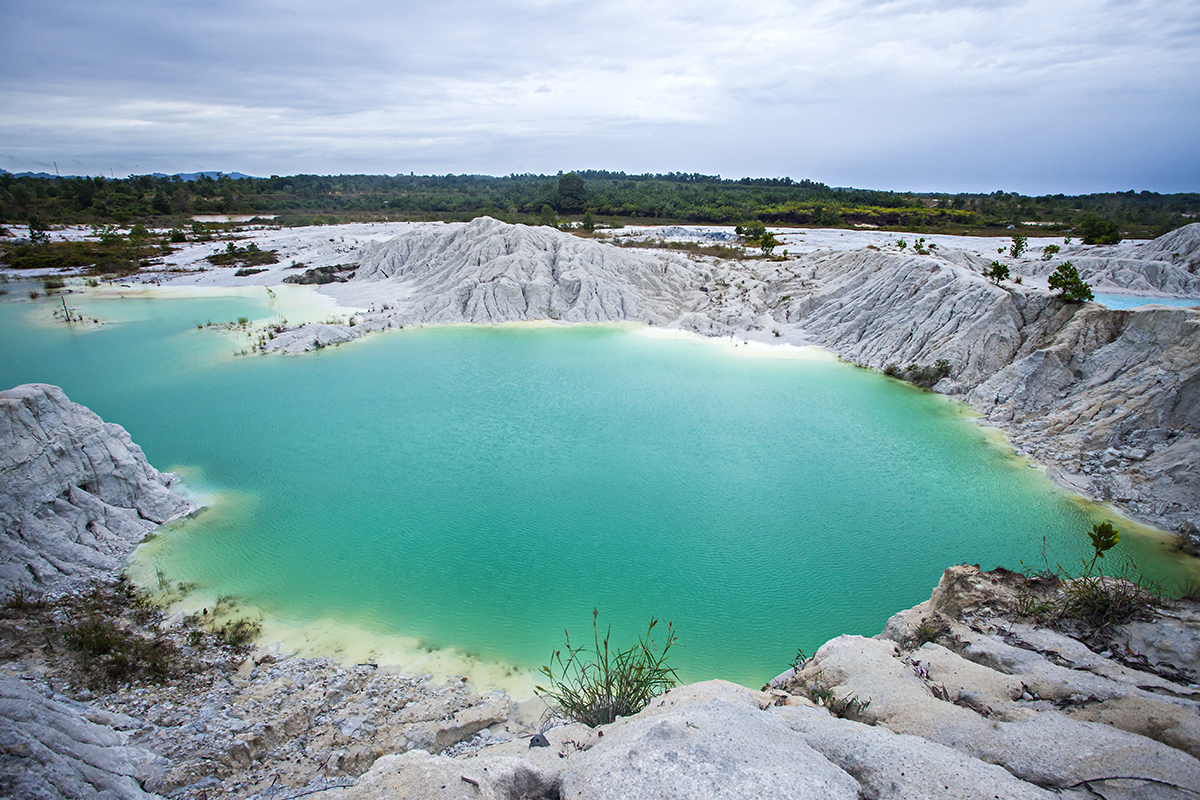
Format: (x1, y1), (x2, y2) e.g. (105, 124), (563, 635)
(0, 383), (195, 596)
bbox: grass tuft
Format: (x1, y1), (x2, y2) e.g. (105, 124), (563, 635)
(1017, 522), (1161, 642)
(536, 609), (679, 727)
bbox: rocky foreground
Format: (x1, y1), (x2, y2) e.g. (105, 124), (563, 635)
(2, 385), (1199, 798)
(4, 564), (1197, 800)
(330, 564), (1200, 800)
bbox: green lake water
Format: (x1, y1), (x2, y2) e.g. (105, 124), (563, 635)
(2, 286), (1195, 690)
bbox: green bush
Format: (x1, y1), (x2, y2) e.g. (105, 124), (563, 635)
(1009, 234), (1027, 258)
(1078, 215), (1121, 245)
(1047, 261), (1093, 302)
(537, 610), (679, 726)
(759, 231), (780, 255)
(984, 261), (1009, 284)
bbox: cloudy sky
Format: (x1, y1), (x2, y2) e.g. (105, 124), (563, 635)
(2, 0), (1197, 194)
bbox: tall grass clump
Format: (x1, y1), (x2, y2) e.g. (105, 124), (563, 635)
(537, 609), (679, 727)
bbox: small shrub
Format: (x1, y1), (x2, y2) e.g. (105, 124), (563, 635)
(1177, 579), (1200, 603)
(807, 671), (871, 719)
(826, 693), (871, 718)
(42, 276), (66, 292)
(27, 214), (50, 244)
(1009, 234), (1027, 259)
(984, 261), (1009, 285)
(1042, 244), (1060, 260)
(1048, 261), (1093, 302)
(735, 221), (766, 241)
(537, 610), (679, 727)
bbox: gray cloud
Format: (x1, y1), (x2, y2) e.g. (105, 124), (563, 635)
(1, 0), (1196, 192)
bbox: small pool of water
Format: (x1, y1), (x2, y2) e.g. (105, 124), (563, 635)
(1093, 293), (1200, 310)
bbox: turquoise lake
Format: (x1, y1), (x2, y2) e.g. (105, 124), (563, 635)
(2, 286), (1195, 690)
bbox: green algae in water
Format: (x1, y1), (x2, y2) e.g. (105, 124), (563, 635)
(1, 291), (1196, 690)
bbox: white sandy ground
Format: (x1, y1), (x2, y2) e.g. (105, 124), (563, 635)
(4, 220), (1196, 301)
(6, 220), (1199, 694)
(8, 219), (1196, 306)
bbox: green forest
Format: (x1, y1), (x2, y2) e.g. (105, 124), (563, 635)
(2, 169), (1198, 239)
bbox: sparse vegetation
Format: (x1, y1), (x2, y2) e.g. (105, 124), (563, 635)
(616, 238), (744, 260)
(1, 223), (170, 277)
(984, 260), (1010, 284)
(913, 613), (951, 646)
(64, 617), (177, 686)
(537, 610), (679, 727)
(219, 618), (262, 646)
(806, 671), (872, 719)
(206, 241), (279, 267)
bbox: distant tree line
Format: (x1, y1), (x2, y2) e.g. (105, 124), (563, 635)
(1, 169), (1196, 238)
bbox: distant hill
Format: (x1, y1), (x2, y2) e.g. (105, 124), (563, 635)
(149, 171), (258, 181)
(0, 169), (63, 179)
(0, 169), (257, 180)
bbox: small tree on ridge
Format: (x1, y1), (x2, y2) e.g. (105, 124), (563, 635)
(1047, 261), (1094, 302)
